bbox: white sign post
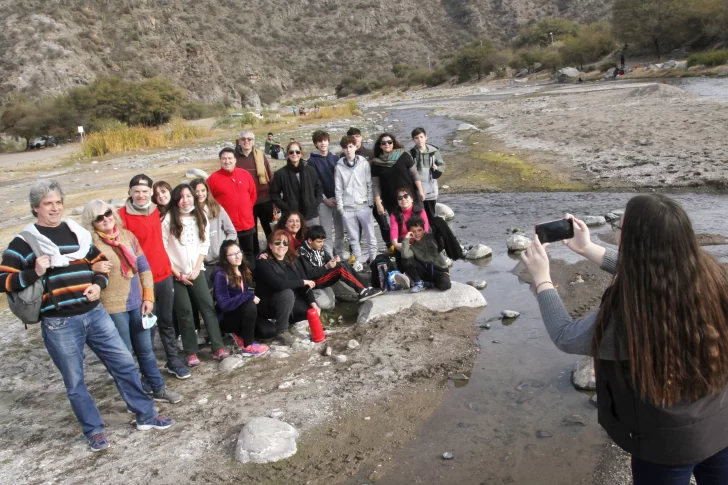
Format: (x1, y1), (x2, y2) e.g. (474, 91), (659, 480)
(78, 126), (84, 144)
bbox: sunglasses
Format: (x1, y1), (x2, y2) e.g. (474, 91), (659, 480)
(240, 137), (254, 142)
(94, 209), (113, 224)
(273, 240), (290, 247)
(227, 251), (242, 258)
(397, 194), (411, 201)
(380, 140), (394, 145)
(288, 150), (301, 155)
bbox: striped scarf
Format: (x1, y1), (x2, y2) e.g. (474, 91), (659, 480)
(96, 227), (137, 278)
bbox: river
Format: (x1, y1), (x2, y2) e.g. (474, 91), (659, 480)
(346, 78), (728, 484)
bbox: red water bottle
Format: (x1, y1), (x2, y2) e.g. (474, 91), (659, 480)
(307, 308), (326, 343)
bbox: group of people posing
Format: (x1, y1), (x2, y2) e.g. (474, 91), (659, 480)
(0, 126), (454, 451)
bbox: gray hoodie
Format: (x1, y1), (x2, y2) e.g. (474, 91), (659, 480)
(335, 154), (373, 213)
(410, 144), (445, 201)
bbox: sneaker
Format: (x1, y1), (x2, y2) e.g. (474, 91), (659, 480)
(410, 282), (424, 293)
(136, 415), (174, 431)
(230, 333), (246, 350)
(241, 343), (270, 357)
(88, 432), (110, 452)
(353, 261), (364, 272)
(392, 273), (411, 290)
(186, 354), (201, 367)
(164, 363), (191, 380)
(212, 348), (229, 361)
(348, 254), (357, 265)
(153, 388), (183, 404)
(359, 287), (384, 302)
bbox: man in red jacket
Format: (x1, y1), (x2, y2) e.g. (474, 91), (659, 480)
(207, 147), (258, 266)
(118, 174), (190, 380)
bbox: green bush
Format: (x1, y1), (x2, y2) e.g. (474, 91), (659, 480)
(687, 50), (728, 67)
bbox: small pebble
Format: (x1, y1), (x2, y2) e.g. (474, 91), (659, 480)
(442, 452), (454, 460)
(226, 395), (232, 401)
(335, 355), (348, 363)
(536, 430), (553, 439)
(197, 397), (208, 405)
(324, 346), (333, 356)
(492, 340), (501, 344)
(347, 339), (360, 350)
(364, 416), (371, 421)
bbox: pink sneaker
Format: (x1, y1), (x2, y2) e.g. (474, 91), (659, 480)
(241, 343), (270, 357)
(230, 333), (246, 349)
(186, 354), (200, 367)
(212, 348), (229, 361)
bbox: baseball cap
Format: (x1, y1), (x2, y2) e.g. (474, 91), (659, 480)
(129, 174), (153, 188)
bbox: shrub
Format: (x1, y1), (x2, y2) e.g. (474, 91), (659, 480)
(688, 50), (728, 67)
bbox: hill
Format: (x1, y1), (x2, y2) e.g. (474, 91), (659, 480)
(0, 0), (614, 106)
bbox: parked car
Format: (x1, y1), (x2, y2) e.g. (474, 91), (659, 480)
(29, 136), (57, 149)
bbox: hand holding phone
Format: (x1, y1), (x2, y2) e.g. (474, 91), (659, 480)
(535, 218), (574, 244)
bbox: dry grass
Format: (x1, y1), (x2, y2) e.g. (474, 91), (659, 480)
(80, 118), (210, 158)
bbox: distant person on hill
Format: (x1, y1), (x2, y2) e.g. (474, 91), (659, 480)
(308, 130), (344, 259)
(208, 147), (258, 265)
(291, 106), (297, 116)
(620, 54), (625, 69)
(264, 132), (282, 160)
(410, 127), (445, 221)
(232, 131), (274, 256)
(270, 141), (323, 227)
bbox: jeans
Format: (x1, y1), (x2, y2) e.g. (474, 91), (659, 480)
(174, 273), (224, 355)
(153, 276), (184, 368)
(342, 208), (377, 263)
(632, 446), (728, 484)
(317, 201), (345, 257)
(41, 304), (156, 439)
(109, 308), (166, 392)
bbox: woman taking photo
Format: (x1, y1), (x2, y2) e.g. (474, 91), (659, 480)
(190, 177), (237, 279)
(162, 184), (229, 366)
(371, 133), (425, 225)
(276, 210), (307, 253)
(255, 229), (319, 346)
(152, 181), (173, 220)
(212, 241), (269, 356)
(82, 200), (182, 404)
(269, 141), (323, 226)
(521, 194), (728, 484)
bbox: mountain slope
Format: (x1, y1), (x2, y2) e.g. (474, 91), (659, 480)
(0, 0), (614, 105)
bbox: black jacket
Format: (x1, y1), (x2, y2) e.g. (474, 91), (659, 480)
(371, 152), (419, 213)
(297, 241), (332, 280)
(254, 257), (315, 305)
(429, 216), (463, 261)
(270, 160), (323, 220)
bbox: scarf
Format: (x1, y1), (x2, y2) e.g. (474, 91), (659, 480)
(235, 145), (270, 185)
(23, 218), (93, 268)
(287, 159), (304, 173)
(95, 226), (138, 278)
(371, 149), (402, 168)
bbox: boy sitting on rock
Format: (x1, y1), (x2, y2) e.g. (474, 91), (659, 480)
(400, 216), (452, 293)
(298, 225), (383, 302)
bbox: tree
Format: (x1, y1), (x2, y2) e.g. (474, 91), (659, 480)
(515, 18), (579, 47)
(446, 40), (497, 81)
(559, 23), (617, 70)
(613, 0), (687, 59)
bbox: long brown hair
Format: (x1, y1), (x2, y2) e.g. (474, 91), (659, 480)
(152, 181), (173, 219)
(190, 177), (222, 219)
(593, 194), (728, 407)
(277, 210), (307, 242)
(219, 240), (252, 288)
(264, 229), (297, 264)
(167, 184), (207, 243)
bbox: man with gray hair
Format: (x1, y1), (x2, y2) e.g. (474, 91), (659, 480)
(0, 180), (174, 452)
(234, 129), (274, 255)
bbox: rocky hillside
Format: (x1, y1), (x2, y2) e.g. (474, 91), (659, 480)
(0, 0), (613, 106)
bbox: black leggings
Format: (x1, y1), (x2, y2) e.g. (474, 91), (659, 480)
(400, 258), (451, 290)
(257, 289), (310, 337)
(423, 200), (436, 222)
(253, 200), (275, 255)
(218, 298), (257, 347)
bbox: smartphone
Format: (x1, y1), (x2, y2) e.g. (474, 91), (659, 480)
(535, 219), (574, 244)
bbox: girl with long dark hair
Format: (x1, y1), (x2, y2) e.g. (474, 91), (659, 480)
(190, 177), (237, 272)
(152, 181), (172, 220)
(212, 240), (269, 356)
(162, 184), (229, 366)
(522, 194), (728, 484)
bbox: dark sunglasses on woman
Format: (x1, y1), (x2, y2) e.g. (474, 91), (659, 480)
(380, 140), (393, 145)
(288, 150), (301, 155)
(397, 194), (411, 201)
(273, 240), (289, 247)
(94, 209), (114, 223)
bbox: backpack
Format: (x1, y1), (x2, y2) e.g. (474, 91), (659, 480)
(6, 232), (50, 326)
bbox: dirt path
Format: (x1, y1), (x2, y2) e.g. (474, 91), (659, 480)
(0, 143), (80, 169)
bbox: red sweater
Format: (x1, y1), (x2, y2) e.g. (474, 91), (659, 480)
(118, 205), (172, 283)
(207, 168), (258, 232)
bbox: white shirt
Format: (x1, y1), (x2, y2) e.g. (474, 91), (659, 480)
(162, 213), (210, 275)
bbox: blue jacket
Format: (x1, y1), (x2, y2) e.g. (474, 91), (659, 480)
(307, 151), (339, 199)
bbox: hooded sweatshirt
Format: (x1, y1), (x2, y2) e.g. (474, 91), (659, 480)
(335, 154), (373, 213)
(118, 199), (173, 283)
(410, 144), (445, 201)
(307, 150), (339, 200)
(401, 233), (448, 271)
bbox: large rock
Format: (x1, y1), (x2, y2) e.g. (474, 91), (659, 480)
(572, 357), (596, 390)
(507, 234), (532, 252)
(235, 417), (299, 464)
(557, 67), (581, 82)
(186, 168), (208, 179)
(435, 203), (455, 221)
(313, 287), (336, 310)
(219, 356), (245, 371)
(465, 244), (493, 260)
(456, 123), (479, 132)
(583, 216), (606, 227)
(357, 281), (486, 324)
(333, 281), (359, 302)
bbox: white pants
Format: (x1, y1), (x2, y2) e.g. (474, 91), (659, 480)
(317, 202), (345, 257)
(341, 207), (377, 263)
